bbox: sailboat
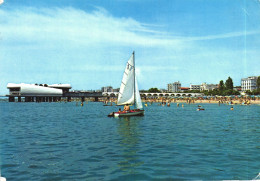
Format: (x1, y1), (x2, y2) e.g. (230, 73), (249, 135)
(108, 51), (144, 117)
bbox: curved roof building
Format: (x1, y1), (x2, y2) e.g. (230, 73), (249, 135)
(7, 83), (71, 96)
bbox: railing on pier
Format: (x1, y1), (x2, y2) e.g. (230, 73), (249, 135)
(64, 92), (103, 97)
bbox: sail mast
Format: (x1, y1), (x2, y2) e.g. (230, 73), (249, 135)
(133, 51), (136, 107)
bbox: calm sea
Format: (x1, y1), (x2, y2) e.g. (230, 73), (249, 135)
(0, 102), (259, 180)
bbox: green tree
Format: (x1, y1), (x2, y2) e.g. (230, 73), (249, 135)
(225, 77), (233, 90)
(219, 80), (225, 93)
(257, 76), (260, 89)
(252, 89), (260, 95)
(232, 90), (240, 95)
(223, 89), (233, 96)
(245, 90), (252, 95)
(148, 87), (160, 93)
(203, 90), (209, 96)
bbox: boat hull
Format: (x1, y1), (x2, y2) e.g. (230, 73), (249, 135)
(114, 109), (144, 117)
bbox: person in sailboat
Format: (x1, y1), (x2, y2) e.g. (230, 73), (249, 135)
(124, 104), (130, 112)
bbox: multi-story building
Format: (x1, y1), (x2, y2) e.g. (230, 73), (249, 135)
(167, 81), (181, 92)
(112, 88), (120, 93)
(200, 83), (218, 91)
(190, 84), (201, 91)
(241, 76), (258, 91)
(101, 86), (113, 92)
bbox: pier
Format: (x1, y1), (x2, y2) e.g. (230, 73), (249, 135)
(7, 92), (103, 102)
(6, 83), (104, 102)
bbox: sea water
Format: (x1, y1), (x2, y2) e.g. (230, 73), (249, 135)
(0, 102), (259, 180)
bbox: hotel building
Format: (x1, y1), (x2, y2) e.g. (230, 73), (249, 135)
(200, 83), (218, 91)
(190, 84), (201, 91)
(241, 76), (258, 91)
(167, 81), (181, 92)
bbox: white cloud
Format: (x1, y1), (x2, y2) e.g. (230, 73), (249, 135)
(181, 31), (260, 41)
(1, 6), (258, 51)
(0, 0), (4, 5)
(0, 6), (259, 94)
(0, 7), (182, 48)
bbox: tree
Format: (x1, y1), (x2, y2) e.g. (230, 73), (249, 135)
(202, 90), (209, 96)
(257, 76), (260, 89)
(219, 80), (225, 92)
(232, 90), (240, 95)
(245, 90), (252, 95)
(148, 87), (160, 93)
(225, 77), (233, 90)
(223, 89), (233, 96)
(252, 89), (260, 95)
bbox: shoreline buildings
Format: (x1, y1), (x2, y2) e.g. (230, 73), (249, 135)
(200, 83), (218, 91)
(167, 81), (181, 92)
(190, 84), (200, 91)
(241, 76), (258, 91)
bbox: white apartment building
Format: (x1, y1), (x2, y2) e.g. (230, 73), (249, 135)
(190, 84), (201, 91)
(241, 76), (258, 91)
(168, 81), (181, 92)
(200, 83), (218, 91)
(101, 86), (113, 92)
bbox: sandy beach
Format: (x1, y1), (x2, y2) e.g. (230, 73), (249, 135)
(141, 97), (260, 105)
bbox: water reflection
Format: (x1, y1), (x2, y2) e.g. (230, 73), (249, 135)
(116, 116), (144, 175)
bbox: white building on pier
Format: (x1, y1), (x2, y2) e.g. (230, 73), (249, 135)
(7, 83), (71, 97)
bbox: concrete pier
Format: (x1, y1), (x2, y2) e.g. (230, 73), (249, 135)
(9, 96), (15, 102)
(67, 97), (71, 102)
(7, 92), (103, 103)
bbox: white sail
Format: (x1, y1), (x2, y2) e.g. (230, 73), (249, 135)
(117, 54), (135, 105)
(135, 76), (143, 109)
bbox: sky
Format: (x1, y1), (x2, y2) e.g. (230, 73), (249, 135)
(0, 0), (260, 95)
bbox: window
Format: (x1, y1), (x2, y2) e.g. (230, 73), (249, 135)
(10, 88), (20, 91)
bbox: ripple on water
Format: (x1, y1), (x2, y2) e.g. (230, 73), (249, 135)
(0, 102), (259, 180)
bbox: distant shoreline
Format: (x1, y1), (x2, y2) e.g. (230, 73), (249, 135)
(142, 98), (260, 105)
(172, 99), (260, 105)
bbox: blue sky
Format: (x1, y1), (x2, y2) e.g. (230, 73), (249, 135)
(0, 0), (260, 94)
